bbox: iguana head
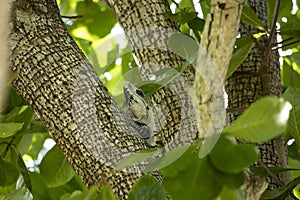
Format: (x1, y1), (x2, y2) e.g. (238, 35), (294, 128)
(123, 81), (151, 126)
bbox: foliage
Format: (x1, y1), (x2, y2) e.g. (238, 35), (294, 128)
(2, 0), (300, 199)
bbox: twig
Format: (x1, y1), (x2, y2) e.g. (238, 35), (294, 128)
(264, 0), (282, 55)
(2, 137), (15, 158)
(61, 15), (83, 19)
(257, 160), (283, 186)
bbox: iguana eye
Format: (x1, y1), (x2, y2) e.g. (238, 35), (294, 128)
(136, 89), (144, 97)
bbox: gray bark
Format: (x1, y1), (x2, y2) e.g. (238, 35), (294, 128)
(9, 0), (147, 199)
(225, 0), (291, 199)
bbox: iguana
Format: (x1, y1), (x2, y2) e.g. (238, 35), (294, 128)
(123, 82), (161, 147)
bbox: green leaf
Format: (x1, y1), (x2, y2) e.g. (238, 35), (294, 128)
(241, 4), (265, 30)
(99, 186), (118, 200)
(209, 136), (259, 174)
(66, 186), (100, 200)
(226, 36), (255, 78)
(217, 171), (244, 189)
(161, 146), (222, 200)
(72, 37), (92, 56)
(23, 120), (47, 135)
(139, 83), (162, 97)
(288, 52), (300, 75)
(29, 172), (50, 200)
(218, 187), (245, 200)
(114, 149), (158, 171)
(1, 87), (23, 114)
(251, 166), (300, 177)
(283, 87), (300, 146)
(70, 1), (116, 40)
(0, 157), (19, 186)
(168, 32), (199, 63)
(139, 67), (182, 97)
(144, 144), (190, 172)
(187, 17), (205, 32)
(281, 58), (300, 87)
(165, 11), (198, 24)
(261, 176), (300, 199)
(199, 0), (211, 19)
(280, 30), (300, 40)
(39, 145), (74, 187)
(0, 123), (23, 138)
(223, 97), (292, 142)
(128, 175), (166, 200)
(281, 19), (300, 31)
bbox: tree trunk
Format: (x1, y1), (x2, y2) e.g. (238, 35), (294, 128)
(225, 0), (291, 199)
(9, 0), (149, 199)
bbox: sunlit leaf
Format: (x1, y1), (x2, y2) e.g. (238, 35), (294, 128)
(0, 123), (23, 138)
(223, 97), (292, 142)
(283, 87), (300, 146)
(69, 1), (116, 40)
(281, 58), (300, 87)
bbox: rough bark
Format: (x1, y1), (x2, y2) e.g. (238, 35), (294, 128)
(9, 0), (149, 199)
(225, 0), (290, 199)
(193, 0), (243, 156)
(106, 0), (198, 150)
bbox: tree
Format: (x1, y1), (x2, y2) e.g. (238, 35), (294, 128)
(1, 0), (300, 199)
